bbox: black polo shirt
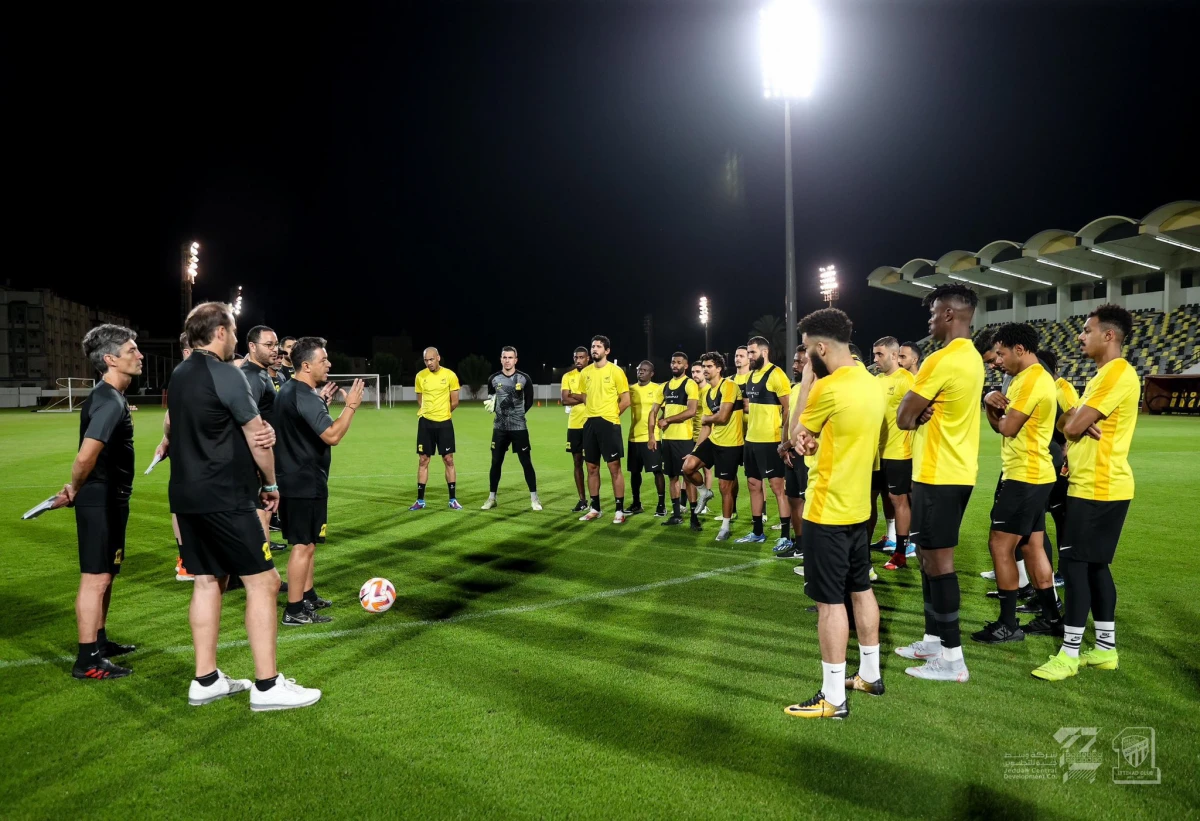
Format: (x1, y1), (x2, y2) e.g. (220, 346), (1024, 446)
(168, 350), (262, 514)
(274, 378), (335, 499)
(76, 380), (134, 506)
(239, 358), (277, 426)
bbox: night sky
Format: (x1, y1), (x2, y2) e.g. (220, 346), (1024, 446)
(19, 0), (1195, 377)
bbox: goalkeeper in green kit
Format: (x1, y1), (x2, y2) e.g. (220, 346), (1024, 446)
(481, 346), (540, 511)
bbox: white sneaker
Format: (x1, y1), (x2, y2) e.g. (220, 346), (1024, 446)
(771, 523), (782, 531)
(894, 640), (942, 660)
(904, 657), (969, 683)
(980, 570), (996, 580)
(696, 504), (710, 515)
(481, 497), (497, 510)
(531, 497), (543, 511)
(579, 509), (601, 521)
(612, 510), (626, 524)
(793, 566), (805, 577)
(188, 669), (252, 706)
(249, 674), (322, 712)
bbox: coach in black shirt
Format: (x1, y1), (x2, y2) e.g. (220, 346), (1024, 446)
(275, 337), (364, 626)
(167, 301), (321, 711)
(52, 325), (143, 680)
(240, 325), (285, 550)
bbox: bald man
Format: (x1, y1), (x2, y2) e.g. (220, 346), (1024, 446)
(411, 347), (462, 510)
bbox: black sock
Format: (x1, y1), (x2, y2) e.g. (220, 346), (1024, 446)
(1036, 586), (1060, 623)
(631, 472), (641, 506)
(254, 676), (278, 692)
(657, 492), (665, 507)
(895, 535), (909, 558)
(997, 588), (1018, 629)
(921, 571), (937, 636)
(615, 497), (624, 512)
(1088, 562), (1117, 621)
(752, 515), (764, 536)
(195, 670), (220, 687)
(417, 483), (426, 501)
(780, 517), (791, 541)
(285, 601), (307, 616)
(447, 481), (456, 499)
(672, 498), (681, 516)
(930, 572), (962, 649)
(77, 641), (98, 664)
(304, 587), (317, 601)
(590, 495), (601, 512)
(1063, 559), (1091, 626)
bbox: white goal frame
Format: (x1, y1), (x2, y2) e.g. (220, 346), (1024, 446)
(37, 377), (95, 413)
(326, 373), (381, 410)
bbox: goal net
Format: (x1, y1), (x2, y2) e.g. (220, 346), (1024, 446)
(325, 373), (382, 410)
(37, 378), (95, 413)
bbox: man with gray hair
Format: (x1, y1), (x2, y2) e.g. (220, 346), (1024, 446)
(50, 324), (143, 679)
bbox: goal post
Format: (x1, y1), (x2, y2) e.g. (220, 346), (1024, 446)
(325, 374), (382, 410)
(37, 377), (96, 413)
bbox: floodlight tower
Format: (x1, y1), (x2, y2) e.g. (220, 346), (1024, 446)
(819, 265), (839, 307)
(760, 0), (820, 361)
(232, 285), (244, 317)
(699, 296), (711, 351)
(181, 240), (200, 325)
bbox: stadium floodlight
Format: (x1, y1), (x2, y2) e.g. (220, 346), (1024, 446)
(988, 265), (1053, 286)
(818, 264), (839, 304)
(949, 274), (1008, 293)
(1155, 235), (1200, 254)
(181, 239), (201, 325)
(232, 285), (244, 316)
(909, 280), (936, 290)
(1089, 246), (1161, 271)
(1036, 257), (1102, 279)
(699, 296), (711, 351)
(186, 241), (200, 284)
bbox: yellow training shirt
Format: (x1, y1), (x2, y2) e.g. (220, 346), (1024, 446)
(744, 364), (792, 443)
(563, 369), (587, 430)
(704, 377), (744, 447)
(628, 381), (663, 443)
(579, 362), (629, 425)
(1068, 358), (1140, 502)
(911, 337), (984, 486)
(879, 368), (916, 460)
(1055, 377), (1081, 414)
(1000, 363), (1056, 484)
(661, 375), (700, 441)
(415, 367), (460, 422)
(800, 364), (886, 525)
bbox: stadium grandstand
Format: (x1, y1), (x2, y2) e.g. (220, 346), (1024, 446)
(867, 200), (1200, 393)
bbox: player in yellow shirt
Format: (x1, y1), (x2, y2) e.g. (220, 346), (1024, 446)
(561, 347), (591, 512)
(682, 352), (744, 541)
(625, 361), (666, 516)
(736, 336), (793, 549)
(873, 337), (915, 570)
(894, 284), (984, 683)
(783, 308), (885, 720)
(656, 352), (701, 529)
(1034, 305), (1139, 682)
(897, 341), (922, 377)
(411, 347), (461, 511)
(689, 360), (714, 511)
(568, 335), (631, 524)
(724, 345), (751, 519)
(974, 323), (1063, 646)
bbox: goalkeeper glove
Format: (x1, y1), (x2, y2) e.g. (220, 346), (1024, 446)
(483, 397), (496, 413)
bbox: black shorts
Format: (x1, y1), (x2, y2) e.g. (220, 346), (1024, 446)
(691, 440), (742, 481)
(1060, 498), (1131, 564)
(493, 428), (531, 454)
(280, 497), (328, 546)
(76, 503), (129, 575)
(802, 520), (872, 604)
(744, 442), (786, 481)
(582, 417), (624, 465)
(661, 440), (693, 478)
(910, 482), (974, 549)
(628, 441), (663, 474)
(177, 509), (275, 578)
(785, 451), (809, 499)
(871, 469), (887, 497)
(990, 479), (1054, 537)
(417, 417), (455, 456)
(566, 428), (584, 455)
(881, 458), (913, 496)
(1048, 473), (1068, 513)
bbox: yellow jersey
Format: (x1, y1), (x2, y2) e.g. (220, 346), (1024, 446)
(563, 369), (587, 430)
(661, 375), (700, 441)
(692, 382), (707, 440)
(1055, 377), (1081, 413)
(579, 362), (629, 425)
(1000, 363), (1056, 484)
(1068, 358), (1140, 502)
(911, 337), (984, 486)
(704, 377), (744, 447)
(628, 381), (663, 443)
(878, 368), (916, 460)
(800, 364), (886, 525)
(414, 367), (460, 422)
(744, 364), (792, 443)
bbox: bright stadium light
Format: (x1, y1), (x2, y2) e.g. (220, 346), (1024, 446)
(232, 285), (244, 316)
(949, 274), (1008, 293)
(699, 296), (711, 350)
(910, 280), (936, 290)
(1089, 246), (1161, 271)
(1155, 235), (1200, 254)
(1036, 257), (1102, 279)
(989, 265), (1053, 286)
(818, 264), (839, 304)
(181, 239), (201, 326)
(186, 241), (200, 284)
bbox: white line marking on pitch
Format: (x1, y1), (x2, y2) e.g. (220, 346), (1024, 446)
(0, 558), (774, 670)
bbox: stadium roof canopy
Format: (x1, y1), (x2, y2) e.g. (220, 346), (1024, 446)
(868, 200), (1200, 300)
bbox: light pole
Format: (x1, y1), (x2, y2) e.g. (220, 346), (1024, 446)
(699, 296), (711, 352)
(760, 1), (820, 362)
(819, 264), (839, 307)
(231, 285), (244, 317)
(181, 240), (200, 325)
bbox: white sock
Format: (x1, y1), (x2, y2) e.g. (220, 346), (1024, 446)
(1094, 620), (1115, 651)
(821, 661), (846, 704)
(1062, 625), (1084, 657)
(1017, 560), (1029, 587)
(923, 633), (942, 648)
(721, 517), (730, 529)
(886, 519), (896, 542)
(859, 644), (880, 682)
(941, 645), (964, 663)
(530, 492), (539, 501)
(488, 492), (497, 501)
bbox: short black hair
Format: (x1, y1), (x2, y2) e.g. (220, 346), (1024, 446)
(638, 359), (654, 371)
(591, 335), (611, 351)
(1038, 349), (1059, 376)
(178, 332), (190, 352)
(691, 360), (703, 369)
(671, 350), (688, 362)
(922, 283), (979, 312)
(874, 336), (899, 350)
(701, 351), (726, 371)
(992, 322), (1039, 354)
(291, 336), (327, 368)
(1089, 303), (1133, 343)
(973, 331), (995, 356)
(246, 325), (274, 345)
(735, 345), (748, 353)
(796, 343), (806, 353)
(280, 336), (297, 346)
(798, 308), (853, 344)
(747, 336), (769, 349)
(900, 341), (922, 360)
(501, 345), (518, 356)
(574, 346), (588, 355)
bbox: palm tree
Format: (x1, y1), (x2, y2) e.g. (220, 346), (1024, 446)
(750, 314), (787, 361)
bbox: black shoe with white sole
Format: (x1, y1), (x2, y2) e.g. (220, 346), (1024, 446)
(970, 621), (1025, 644)
(73, 656), (132, 680)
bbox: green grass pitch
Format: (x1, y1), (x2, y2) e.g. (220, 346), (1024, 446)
(0, 405), (1196, 818)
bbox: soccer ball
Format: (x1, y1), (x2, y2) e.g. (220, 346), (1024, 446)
(359, 577), (396, 613)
